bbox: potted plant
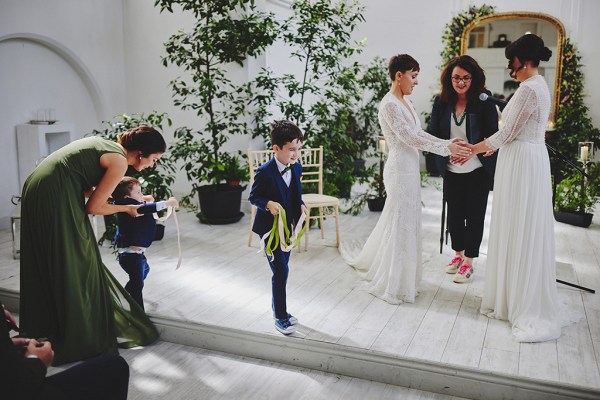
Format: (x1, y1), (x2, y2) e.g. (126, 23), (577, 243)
(553, 162), (599, 227)
(91, 112), (176, 244)
(345, 152), (387, 215)
(348, 56), (389, 174)
(157, 0), (277, 224)
(248, 0), (366, 199)
(220, 152), (250, 187)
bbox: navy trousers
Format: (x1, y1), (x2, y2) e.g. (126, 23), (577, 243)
(266, 247), (290, 320)
(117, 253), (150, 310)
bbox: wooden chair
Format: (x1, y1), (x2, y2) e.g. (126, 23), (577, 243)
(247, 149), (275, 248)
(247, 146), (340, 251)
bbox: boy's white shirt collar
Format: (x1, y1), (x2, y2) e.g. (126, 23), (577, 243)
(274, 156), (290, 173)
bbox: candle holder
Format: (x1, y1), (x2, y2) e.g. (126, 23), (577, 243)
(577, 141), (594, 214)
(578, 141), (593, 163)
(378, 136), (387, 154)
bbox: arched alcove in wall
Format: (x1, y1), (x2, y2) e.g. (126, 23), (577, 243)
(0, 32), (106, 118)
(0, 33), (106, 228)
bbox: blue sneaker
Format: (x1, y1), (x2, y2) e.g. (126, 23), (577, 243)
(288, 314), (298, 325)
(275, 318), (295, 335)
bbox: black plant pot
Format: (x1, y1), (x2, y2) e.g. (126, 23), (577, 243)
(352, 158), (366, 174)
(553, 211), (593, 228)
(197, 184), (245, 224)
(367, 197), (386, 212)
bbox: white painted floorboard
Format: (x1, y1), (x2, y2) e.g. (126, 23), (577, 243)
(116, 341), (471, 400)
(1, 178), (599, 393)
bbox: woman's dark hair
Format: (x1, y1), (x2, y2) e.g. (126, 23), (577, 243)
(440, 55), (486, 104)
(505, 33), (552, 67)
(388, 54), (420, 81)
(118, 126), (166, 156)
(271, 120), (303, 148)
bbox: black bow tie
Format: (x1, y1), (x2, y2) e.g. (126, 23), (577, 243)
(280, 165), (292, 175)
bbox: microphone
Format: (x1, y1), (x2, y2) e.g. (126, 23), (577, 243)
(479, 93), (507, 110)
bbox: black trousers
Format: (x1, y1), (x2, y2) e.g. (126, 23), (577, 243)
(443, 168), (491, 258)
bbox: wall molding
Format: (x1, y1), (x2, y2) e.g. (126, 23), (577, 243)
(0, 33), (106, 119)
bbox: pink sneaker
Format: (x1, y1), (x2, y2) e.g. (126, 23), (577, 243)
(453, 264), (474, 283)
(445, 256), (463, 274)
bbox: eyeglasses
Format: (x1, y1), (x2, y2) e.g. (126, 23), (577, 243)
(451, 76), (472, 83)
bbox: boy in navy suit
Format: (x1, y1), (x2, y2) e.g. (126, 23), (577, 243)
(249, 120), (307, 335)
(112, 177), (178, 310)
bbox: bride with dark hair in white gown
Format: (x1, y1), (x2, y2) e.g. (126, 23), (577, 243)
(466, 34), (574, 342)
(341, 54), (469, 304)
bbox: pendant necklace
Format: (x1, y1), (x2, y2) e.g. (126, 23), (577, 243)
(452, 107), (466, 126)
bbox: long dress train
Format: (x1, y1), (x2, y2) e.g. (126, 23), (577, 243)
(341, 93), (451, 304)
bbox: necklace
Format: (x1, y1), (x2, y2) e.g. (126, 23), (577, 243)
(452, 108), (466, 126)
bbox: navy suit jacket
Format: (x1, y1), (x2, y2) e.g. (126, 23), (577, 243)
(249, 158), (304, 237)
(428, 90), (499, 178)
(114, 198), (159, 248)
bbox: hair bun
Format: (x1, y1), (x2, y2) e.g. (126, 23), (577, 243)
(539, 46), (552, 62)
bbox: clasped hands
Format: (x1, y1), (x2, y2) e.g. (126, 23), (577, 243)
(4, 307), (54, 367)
(12, 337), (54, 367)
(448, 138), (495, 165)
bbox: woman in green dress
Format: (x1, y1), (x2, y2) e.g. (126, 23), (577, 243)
(19, 126), (164, 365)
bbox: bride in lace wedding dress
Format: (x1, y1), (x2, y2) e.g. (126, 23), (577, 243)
(341, 54), (469, 304)
(467, 34), (568, 342)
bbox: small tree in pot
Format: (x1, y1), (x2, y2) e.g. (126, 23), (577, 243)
(156, 0), (277, 223)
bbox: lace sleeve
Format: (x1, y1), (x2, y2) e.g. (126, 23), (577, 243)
(487, 85), (537, 150)
(380, 101), (451, 156)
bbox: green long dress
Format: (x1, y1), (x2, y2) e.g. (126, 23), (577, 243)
(19, 136), (158, 365)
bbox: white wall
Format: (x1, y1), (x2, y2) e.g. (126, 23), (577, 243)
(0, 0), (599, 227)
(0, 0), (128, 227)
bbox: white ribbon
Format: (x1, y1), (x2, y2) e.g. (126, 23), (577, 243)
(153, 207), (182, 270)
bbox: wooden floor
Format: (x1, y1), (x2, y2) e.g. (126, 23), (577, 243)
(1, 178), (599, 393)
(117, 340), (469, 400)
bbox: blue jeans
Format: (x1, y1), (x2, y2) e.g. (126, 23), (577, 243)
(266, 247), (290, 320)
(118, 253), (150, 310)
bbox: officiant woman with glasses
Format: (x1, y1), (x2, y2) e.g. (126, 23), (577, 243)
(428, 55), (499, 284)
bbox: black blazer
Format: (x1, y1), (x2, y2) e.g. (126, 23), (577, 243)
(1, 307), (53, 399)
(428, 90), (499, 178)
(249, 158), (304, 237)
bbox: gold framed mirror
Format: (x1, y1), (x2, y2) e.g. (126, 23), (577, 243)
(460, 12), (565, 123)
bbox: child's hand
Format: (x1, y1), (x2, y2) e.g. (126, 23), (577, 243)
(166, 197), (179, 209)
(266, 201), (282, 216)
(143, 194), (155, 202)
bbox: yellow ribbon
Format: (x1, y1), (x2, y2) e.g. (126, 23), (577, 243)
(260, 207), (307, 261)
